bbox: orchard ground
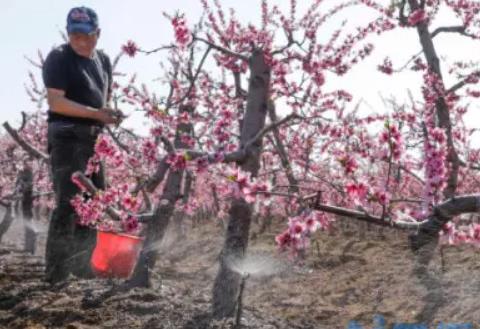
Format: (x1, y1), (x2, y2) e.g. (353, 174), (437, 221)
(0, 209), (479, 329)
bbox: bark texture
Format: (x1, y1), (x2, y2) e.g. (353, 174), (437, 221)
(212, 49), (271, 318)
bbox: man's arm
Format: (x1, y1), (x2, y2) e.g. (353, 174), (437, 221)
(46, 88), (123, 125)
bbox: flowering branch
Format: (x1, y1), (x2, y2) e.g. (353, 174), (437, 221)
(74, 171), (155, 224)
(73, 172), (122, 221)
(447, 70), (480, 94)
(3, 122), (48, 161)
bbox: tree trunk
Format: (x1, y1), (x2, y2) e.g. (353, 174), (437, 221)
(174, 171), (194, 238)
(20, 166), (36, 254)
(128, 105), (193, 288)
(0, 205), (14, 243)
(212, 49), (271, 319)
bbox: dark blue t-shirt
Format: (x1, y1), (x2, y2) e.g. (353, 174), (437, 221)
(42, 43), (112, 126)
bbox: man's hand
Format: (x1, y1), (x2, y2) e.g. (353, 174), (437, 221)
(94, 108), (126, 125)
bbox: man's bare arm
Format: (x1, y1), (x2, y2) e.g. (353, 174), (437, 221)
(46, 88), (123, 124)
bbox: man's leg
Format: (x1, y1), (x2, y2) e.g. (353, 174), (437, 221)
(70, 126), (102, 278)
(45, 207), (74, 284)
(45, 123), (79, 283)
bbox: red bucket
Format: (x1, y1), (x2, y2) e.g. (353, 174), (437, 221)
(90, 230), (144, 279)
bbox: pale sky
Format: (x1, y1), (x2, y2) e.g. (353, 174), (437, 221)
(1, 0), (479, 137)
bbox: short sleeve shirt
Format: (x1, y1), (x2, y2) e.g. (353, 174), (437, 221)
(42, 43), (112, 126)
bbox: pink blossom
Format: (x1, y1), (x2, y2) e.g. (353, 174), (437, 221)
(338, 154), (358, 175)
(408, 9), (428, 26)
(122, 195), (139, 212)
(122, 40), (139, 57)
(166, 153), (187, 171)
(172, 14), (192, 49)
(122, 215), (139, 233)
(346, 182), (368, 201)
(378, 57), (393, 75)
(141, 139), (158, 164)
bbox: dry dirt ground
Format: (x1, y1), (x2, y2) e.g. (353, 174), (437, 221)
(0, 214), (479, 329)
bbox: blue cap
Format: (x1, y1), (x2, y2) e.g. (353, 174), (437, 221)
(66, 7), (99, 34)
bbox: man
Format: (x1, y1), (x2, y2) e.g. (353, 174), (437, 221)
(42, 6), (123, 284)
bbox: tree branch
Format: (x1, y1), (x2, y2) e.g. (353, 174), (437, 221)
(105, 126), (131, 154)
(430, 25), (475, 39)
(447, 70), (480, 94)
(183, 113), (301, 164)
(3, 122), (49, 161)
(134, 157), (170, 194)
(243, 113), (301, 151)
(193, 36), (249, 62)
(173, 46), (212, 107)
(73, 172), (123, 221)
(138, 44), (176, 55)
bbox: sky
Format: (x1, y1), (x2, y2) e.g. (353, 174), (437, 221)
(1, 0), (479, 138)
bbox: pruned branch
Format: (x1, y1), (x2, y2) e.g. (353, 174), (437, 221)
(304, 195), (393, 227)
(73, 172), (122, 221)
(303, 193), (480, 231)
(71, 175), (148, 229)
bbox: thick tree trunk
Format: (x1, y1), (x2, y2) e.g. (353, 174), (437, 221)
(128, 105), (193, 288)
(212, 49), (271, 319)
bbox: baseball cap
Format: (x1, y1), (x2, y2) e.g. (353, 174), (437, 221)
(66, 7), (99, 34)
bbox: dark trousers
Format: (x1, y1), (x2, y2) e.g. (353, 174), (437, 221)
(45, 121), (104, 283)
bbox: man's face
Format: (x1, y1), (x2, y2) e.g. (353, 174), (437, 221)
(68, 29), (100, 57)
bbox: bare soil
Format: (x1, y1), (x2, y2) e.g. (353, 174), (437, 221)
(0, 214), (479, 329)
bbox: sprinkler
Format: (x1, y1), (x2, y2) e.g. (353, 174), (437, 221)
(235, 272), (249, 328)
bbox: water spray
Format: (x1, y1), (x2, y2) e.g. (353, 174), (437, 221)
(235, 272), (249, 329)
